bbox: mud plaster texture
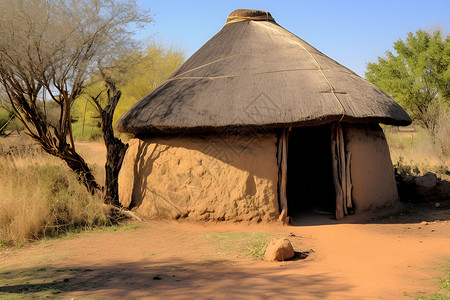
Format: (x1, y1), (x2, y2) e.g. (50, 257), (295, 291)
(343, 124), (399, 211)
(118, 134), (279, 221)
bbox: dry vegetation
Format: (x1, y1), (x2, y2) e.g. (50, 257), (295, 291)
(0, 135), (109, 246)
(384, 117), (450, 181)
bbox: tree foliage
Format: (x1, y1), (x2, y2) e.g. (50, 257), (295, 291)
(72, 43), (185, 131)
(0, 0), (151, 193)
(365, 29), (450, 129)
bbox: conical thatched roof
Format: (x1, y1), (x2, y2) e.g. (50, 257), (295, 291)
(116, 9), (411, 135)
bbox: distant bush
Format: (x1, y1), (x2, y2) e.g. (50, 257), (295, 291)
(0, 109), (22, 135)
(71, 122), (103, 141)
(394, 156), (421, 177)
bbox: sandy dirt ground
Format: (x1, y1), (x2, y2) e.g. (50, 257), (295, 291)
(0, 202), (449, 300)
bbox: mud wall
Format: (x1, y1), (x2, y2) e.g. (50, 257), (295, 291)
(344, 124), (399, 211)
(118, 133), (279, 221)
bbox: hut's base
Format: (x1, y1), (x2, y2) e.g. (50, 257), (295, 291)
(118, 134), (280, 221)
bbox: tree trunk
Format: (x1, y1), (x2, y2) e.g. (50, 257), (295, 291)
(103, 131), (128, 206)
(59, 145), (101, 194)
(101, 86), (128, 206)
(32, 136), (101, 194)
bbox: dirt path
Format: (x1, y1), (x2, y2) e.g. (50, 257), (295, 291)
(1, 204), (449, 299)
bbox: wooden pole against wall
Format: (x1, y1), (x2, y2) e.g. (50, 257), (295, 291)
(331, 123), (354, 218)
(346, 152), (353, 211)
(331, 124), (344, 219)
(278, 129), (289, 224)
(277, 133), (282, 190)
(338, 125), (348, 215)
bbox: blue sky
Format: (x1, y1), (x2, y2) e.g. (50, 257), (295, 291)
(136, 1), (450, 77)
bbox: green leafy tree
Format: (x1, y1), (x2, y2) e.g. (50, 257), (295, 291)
(365, 29), (450, 130)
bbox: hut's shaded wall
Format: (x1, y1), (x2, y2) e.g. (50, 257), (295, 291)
(343, 124), (399, 210)
(118, 134), (279, 221)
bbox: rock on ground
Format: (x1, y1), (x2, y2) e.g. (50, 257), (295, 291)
(396, 171), (450, 202)
(264, 238), (295, 261)
(414, 172), (438, 189)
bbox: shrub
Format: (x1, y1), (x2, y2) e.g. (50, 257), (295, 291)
(0, 143), (109, 246)
(394, 156), (421, 176)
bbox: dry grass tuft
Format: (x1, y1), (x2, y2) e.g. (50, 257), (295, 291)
(0, 135), (109, 246)
(384, 120), (450, 180)
(435, 113), (450, 157)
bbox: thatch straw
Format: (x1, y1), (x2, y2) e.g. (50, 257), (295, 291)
(116, 9), (411, 135)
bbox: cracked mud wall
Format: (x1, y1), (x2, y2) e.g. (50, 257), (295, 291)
(118, 134), (279, 221)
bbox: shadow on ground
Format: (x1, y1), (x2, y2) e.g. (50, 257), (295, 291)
(0, 258), (352, 298)
(290, 201), (450, 226)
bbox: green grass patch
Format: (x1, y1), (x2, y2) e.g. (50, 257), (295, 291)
(417, 294), (450, 300)
(108, 224), (140, 232)
(206, 232), (274, 260)
(416, 260), (450, 300)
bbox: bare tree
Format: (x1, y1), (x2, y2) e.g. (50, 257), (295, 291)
(87, 67), (131, 206)
(0, 0), (151, 194)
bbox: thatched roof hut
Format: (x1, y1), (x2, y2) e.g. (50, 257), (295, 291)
(116, 9), (411, 222)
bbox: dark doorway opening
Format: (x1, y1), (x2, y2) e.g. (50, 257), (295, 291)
(286, 125), (336, 218)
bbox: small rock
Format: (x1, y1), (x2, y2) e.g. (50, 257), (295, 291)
(435, 203), (441, 208)
(63, 278), (69, 282)
(414, 172), (438, 189)
(153, 276), (162, 280)
(264, 238), (295, 261)
(420, 221), (428, 225)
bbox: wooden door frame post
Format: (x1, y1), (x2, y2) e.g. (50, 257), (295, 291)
(278, 128), (289, 224)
